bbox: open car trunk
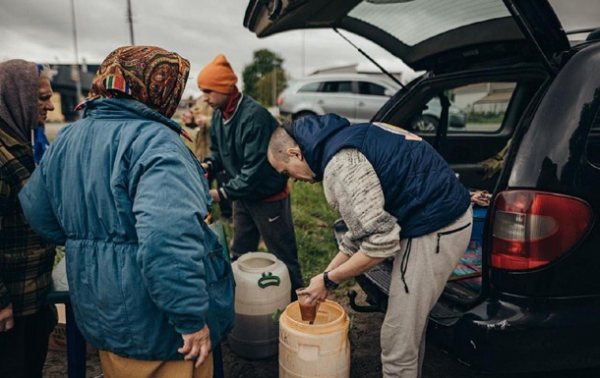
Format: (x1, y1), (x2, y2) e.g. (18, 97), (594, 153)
(245, 0), (573, 313)
(245, 0), (600, 372)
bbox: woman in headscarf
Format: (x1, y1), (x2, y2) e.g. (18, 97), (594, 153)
(19, 46), (234, 378)
(0, 59), (57, 378)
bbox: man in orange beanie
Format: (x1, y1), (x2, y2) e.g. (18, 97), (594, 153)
(198, 54), (304, 297)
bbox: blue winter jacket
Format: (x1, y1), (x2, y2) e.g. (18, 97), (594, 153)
(293, 114), (470, 238)
(19, 99), (234, 360)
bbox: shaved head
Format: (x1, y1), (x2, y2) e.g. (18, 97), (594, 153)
(268, 123), (317, 183)
(268, 125), (297, 163)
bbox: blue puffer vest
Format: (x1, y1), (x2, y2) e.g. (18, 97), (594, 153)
(294, 114), (470, 238)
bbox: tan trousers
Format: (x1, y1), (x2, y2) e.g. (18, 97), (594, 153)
(99, 350), (213, 378)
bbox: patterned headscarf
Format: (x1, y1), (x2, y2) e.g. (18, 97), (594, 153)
(0, 59), (39, 143)
(87, 46), (190, 119)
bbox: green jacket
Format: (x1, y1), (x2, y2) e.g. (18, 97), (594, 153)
(205, 95), (288, 201)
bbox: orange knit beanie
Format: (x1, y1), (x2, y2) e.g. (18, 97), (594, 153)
(197, 54), (238, 94)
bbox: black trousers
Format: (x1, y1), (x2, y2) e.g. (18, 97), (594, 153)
(230, 196), (304, 298)
(0, 305), (57, 378)
(215, 172), (232, 219)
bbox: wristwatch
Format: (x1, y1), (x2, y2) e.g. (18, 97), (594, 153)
(323, 271), (339, 291)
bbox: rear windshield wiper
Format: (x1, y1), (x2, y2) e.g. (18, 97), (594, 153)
(334, 28), (405, 90)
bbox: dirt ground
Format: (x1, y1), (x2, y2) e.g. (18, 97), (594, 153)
(43, 284), (385, 378)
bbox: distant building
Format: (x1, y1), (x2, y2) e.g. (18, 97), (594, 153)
(46, 63), (100, 122)
(453, 82), (516, 114)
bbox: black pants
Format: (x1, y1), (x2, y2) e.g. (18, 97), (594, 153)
(230, 196), (304, 298)
(0, 305), (57, 378)
(216, 172), (232, 219)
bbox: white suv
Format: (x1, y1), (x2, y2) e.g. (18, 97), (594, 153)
(278, 73), (466, 130)
(277, 74), (398, 124)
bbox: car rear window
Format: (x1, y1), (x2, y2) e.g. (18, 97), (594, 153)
(297, 82), (321, 93)
(348, 0), (510, 46)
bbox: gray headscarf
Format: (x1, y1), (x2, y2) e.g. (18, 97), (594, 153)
(0, 59), (39, 144)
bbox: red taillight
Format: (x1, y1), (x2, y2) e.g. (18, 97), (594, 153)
(277, 96), (284, 106)
(490, 190), (592, 270)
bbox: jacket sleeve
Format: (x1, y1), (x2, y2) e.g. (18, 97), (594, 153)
(18, 162), (67, 245)
(202, 113), (223, 175)
(323, 149), (401, 259)
(130, 148), (210, 334)
(221, 111), (274, 200)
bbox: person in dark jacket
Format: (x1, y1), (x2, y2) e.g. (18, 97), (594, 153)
(0, 60), (56, 378)
(268, 114), (472, 378)
(19, 46), (235, 378)
(197, 54), (303, 296)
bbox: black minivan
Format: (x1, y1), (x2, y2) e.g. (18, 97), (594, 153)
(244, 0), (600, 373)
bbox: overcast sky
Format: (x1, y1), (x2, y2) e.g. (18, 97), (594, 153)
(1, 0), (598, 98)
(0, 0), (413, 98)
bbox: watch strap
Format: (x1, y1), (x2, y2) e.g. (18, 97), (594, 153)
(323, 271), (339, 290)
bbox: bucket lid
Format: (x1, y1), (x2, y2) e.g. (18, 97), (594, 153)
(237, 252), (279, 273)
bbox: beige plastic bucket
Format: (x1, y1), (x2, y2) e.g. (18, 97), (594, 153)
(279, 300), (350, 378)
(229, 252), (291, 359)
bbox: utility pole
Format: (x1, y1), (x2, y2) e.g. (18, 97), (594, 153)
(272, 63), (277, 108)
(70, 0), (83, 118)
(301, 30), (305, 77)
(127, 0), (135, 45)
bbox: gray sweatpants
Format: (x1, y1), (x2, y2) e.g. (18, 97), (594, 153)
(230, 196), (304, 296)
(381, 208), (473, 378)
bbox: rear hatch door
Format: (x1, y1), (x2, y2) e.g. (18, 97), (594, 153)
(244, 0), (570, 72)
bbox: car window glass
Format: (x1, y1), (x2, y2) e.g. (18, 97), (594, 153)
(320, 81), (353, 94)
(358, 81), (386, 96)
(348, 0), (510, 46)
(549, 0), (600, 45)
(408, 82), (516, 134)
(297, 82), (320, 93)
(586, 115), (600, 166)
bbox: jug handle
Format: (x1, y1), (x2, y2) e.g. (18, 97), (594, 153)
(271, 308), (282, 324)
(258, 272), (281, 288)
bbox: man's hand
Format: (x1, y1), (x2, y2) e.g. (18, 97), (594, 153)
(181, 112), (195, 127)
(194, 115), (207, 128)
(0, 303), (14, 332)
(209, 189), (220, 202)
(299, 274), (330, 305)
(178, 324), (211, 368)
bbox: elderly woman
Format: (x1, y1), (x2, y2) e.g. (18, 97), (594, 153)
(0, 60), (56, 378)
(19, 46), (234, 378)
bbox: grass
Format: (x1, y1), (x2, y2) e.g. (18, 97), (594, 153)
(467, 112), (505, 124)
(212, 181), (347, 286)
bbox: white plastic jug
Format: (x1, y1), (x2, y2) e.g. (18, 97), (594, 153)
(228, 252), (291, 359)
(279, 300), (351, 378)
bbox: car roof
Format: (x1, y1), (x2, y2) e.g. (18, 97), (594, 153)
(291, 73), (399, 87)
